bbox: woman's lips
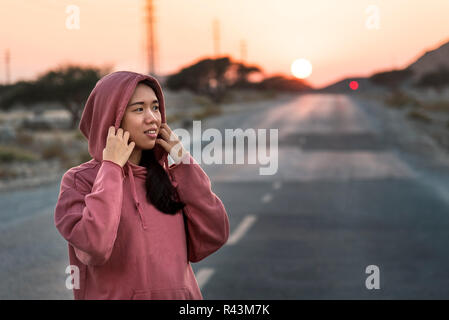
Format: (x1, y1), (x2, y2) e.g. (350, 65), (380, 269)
(144, 131), (157, 139)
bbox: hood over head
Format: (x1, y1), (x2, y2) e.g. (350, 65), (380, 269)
(79, 71), (168, 171)
(79, 71), (170, 229)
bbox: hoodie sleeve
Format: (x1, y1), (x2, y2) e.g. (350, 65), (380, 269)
(168, 152), (230, 263)
(54, 160), (125, 266)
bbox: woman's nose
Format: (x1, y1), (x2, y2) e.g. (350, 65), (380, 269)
(144, 109), (158, 122)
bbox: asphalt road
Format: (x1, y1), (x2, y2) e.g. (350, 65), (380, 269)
(1, 93), (449, 299)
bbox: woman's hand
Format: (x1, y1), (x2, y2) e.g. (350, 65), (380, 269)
(156, 123), (187, 163)
(102, 126), (135, 167)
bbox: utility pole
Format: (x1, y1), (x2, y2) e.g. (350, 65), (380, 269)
(145, 0), (157, 76)
(5, 49), (10, 85)
(213, 19), (220, 57)
(240, 39), (247, 63)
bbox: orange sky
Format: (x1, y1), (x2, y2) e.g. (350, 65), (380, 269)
(1, 0), (449, 88)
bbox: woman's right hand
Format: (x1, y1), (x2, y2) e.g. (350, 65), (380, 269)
(102, 126), (135, 168)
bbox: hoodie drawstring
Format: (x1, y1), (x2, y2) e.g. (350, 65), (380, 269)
(126, 163), (148, 230)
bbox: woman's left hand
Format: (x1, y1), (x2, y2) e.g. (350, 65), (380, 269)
(156, 123), (186, 160)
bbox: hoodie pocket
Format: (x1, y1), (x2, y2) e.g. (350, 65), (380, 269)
(131, 286), (192, 300)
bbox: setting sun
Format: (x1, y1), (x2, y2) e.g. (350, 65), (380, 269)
(291, 58), (313, 79)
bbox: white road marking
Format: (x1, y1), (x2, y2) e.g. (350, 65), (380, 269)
(273, 181), (282, 190)
(226, 214), (257, 246)
(261, 193), (273, 203)
(209, 149), (416, 183)
(195, 215), (258, 291)
(195, 268), (215, 290)
(194, 214), (258, 290)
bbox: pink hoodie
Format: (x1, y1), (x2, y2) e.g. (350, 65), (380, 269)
(54, 71), (230, 300)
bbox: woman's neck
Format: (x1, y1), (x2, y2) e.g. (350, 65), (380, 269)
(128, 149), (142, 166)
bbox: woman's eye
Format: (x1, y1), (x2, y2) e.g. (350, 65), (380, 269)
(135, 107), (143, 112)
(153, 105), (159, 111)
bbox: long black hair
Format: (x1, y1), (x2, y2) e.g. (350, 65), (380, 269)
(138, 80), (185, 215)
(139, 148), (185, 215)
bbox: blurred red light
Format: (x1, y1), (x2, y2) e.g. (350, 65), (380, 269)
(349, 81), (359, 90)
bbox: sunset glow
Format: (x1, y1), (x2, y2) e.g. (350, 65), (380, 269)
(1, 0), (449, 88)
(291, 59), (313, 79)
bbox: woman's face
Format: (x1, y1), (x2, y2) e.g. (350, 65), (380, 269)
(120, 83), (162, 150)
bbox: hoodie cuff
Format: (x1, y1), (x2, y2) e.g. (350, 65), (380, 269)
(101, 159), (125, 178)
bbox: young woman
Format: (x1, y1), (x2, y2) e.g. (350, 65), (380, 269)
(54, 71), (230, 300)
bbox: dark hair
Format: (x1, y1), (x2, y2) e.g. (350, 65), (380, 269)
(139, 148), (185, 215)
(138, 80), (185, 215)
